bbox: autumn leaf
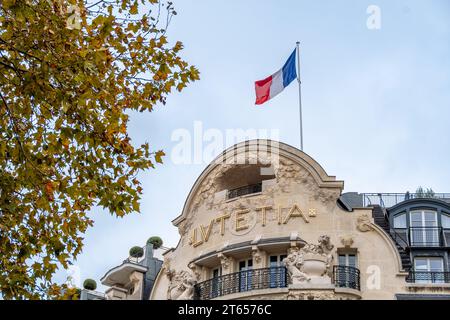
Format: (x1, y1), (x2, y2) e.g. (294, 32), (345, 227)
(155, 150), (165, 164)
(45, 181), (54, 201)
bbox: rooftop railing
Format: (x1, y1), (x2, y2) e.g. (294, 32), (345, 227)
(362, 193), (450, 208)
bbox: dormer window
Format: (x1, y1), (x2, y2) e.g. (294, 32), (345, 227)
(388, 200), (450, 249)
(442, 213), (450, 229)
(393, 213), (407, 228)
(410, 210), (439, 247)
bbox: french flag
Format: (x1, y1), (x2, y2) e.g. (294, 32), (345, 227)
(255, 49), (297, 105)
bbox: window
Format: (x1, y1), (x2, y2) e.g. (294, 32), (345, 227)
(211, 267), (222, 298)
(393, 213), (407, 228)
(338, 253), (357, 268)
(336, 253), (358, 289)
(442, 214), (450, 246)
(413, 257), (444, 284)
(442, 213), (450, 229)
(410, 210), (439, 246)
(238, 259), (253, 292)
(269, 255), (287, 288)
(212, 267), (222, 278)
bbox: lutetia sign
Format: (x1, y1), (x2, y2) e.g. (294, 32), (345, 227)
(189, 203), (317, 247)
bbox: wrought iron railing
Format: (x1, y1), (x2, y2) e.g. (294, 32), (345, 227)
(391, 227), (445, 247)
(390, 228), (410, 250)
(362, 193), (450, 208)
(333, 266), (361, 291)
(227, 183), (262, 200)
(391, 227), (450, 248)
(406, 271), (450, 284)
(193, 266), (288, 300)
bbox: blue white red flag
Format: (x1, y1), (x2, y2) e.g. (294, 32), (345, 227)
(255, 49), (297, 105)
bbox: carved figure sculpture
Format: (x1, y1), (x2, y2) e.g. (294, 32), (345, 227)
(283, 248), (311, 283)
(283, 235), (335, 284)
(356, 214), (373, 232)
(165, 262), (197, 300)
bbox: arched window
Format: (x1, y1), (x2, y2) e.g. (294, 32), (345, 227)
(441, 213), (450, 229)
(410, 210), (439, 247)
(393, 213), (407, 228)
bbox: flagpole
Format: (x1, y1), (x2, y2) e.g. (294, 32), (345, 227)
(296, 41), (303, 151)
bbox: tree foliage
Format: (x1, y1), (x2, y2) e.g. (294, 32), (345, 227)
(129, 245), (143, 258)
(82, 278), (96, 291)
(0, 0), (199, 299)
(147, 235), (162, 249)
(415, 186), (435, 199)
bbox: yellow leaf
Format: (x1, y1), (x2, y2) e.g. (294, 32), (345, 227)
(155, 150), (165, 164)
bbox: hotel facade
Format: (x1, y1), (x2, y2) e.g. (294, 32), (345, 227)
(92, 140), (450, 300)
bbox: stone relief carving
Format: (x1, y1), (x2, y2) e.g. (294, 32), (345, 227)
(252, 249), (262, 264)
(283, 235), (334, 285)
(188, 263), (201, 282)
(165, 269), (196, 300)
(177, 221), (187, 236)
(340, 235), (354, 248)
(179, 153), (340, 239)
(128, 272), (142, 298)
(163, 257), (196, 300)
(284, 247), (311, 282)
(356, 213), (373, 232)
(286, 290), (336, 300)
(218, 253), (230, 270)
(274, 158), (305, 193)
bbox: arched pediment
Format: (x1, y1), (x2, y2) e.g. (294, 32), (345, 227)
(172, 140), (344, 227)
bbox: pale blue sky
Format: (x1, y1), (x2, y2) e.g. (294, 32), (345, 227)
(55, 0), (450, 290)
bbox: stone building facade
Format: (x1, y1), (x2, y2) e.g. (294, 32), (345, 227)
(146, 140), (450, 300)
(92, 140), (450, 300)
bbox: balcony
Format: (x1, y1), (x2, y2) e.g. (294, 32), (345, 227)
(193, 266), (288, 300)
(406, 271), (450, 284)
(227, 183), (262, 200)
(193, 265), (361, 300)
(333, 266), (361, 291)
(409, 227), (445, 247)
(391, 227), (447, 248)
